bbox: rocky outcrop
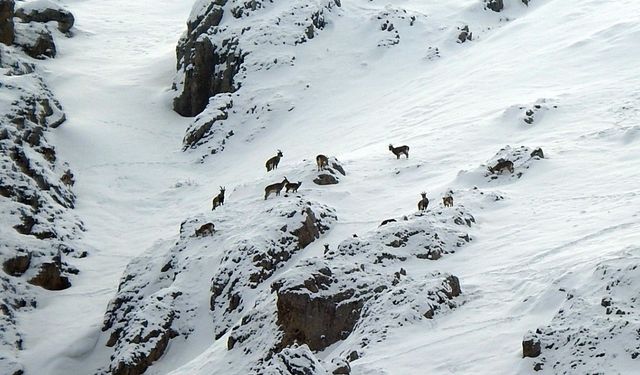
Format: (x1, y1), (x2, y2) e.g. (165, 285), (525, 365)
(15, 0), (75, 34)
(522, 259), (640, 373)
(224, 197), (482, 374)
(457, 145), (545, 185)
(0, 22), (80, 372)
(174, 0), (342, 158)
(0, 0), (14, 45)
(98, 196), (336, 375)
(13, 21), (56, 58)
(313, 156), (345, 185)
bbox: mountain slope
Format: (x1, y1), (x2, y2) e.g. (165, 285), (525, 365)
(9, 0), (640, 374)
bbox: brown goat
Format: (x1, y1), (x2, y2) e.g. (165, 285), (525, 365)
(442, 195), (453, 207)
(264, 177), (289, 200)
(285, 181), (302, 193)
(194, 223), (215, 237)
(265, 150), (283, 172)
(211, 186), (225, 210)
(488, 159), (514, 174)
(389, 144), (409, 159)
(418, 192), (429, 211)
(316, 154), (329, 171)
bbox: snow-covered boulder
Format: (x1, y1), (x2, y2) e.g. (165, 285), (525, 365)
(15, 0), (75, 34)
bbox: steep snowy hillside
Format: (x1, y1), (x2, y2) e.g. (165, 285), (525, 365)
(3, 0), (639, 374)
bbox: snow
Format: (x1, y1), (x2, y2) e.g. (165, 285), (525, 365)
(10, 0), (640, 374)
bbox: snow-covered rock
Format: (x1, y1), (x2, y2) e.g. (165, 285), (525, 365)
(98, 196), (336, 375)
(0, 18), (79, 374)
(521, 255), (640, 373)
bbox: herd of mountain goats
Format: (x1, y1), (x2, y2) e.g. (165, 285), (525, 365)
(210, 144), (518, 213)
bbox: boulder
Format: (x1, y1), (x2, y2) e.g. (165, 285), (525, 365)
(15, 0), (74, 33)
(485, 0), (504, 12)
(314, 173), (338, 185)
(522, 337), (541, 358)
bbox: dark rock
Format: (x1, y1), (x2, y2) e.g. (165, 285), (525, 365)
(291, 207), (321, 248)
(331, 358), (351, 374)
(28, 262), (71, 290)
(522, 337), (541, 358)
(2, 253), (31, 276)
(276, 283), (363, 351)
(485, 0), (504, 12)
(457, 25), (472, 43)
(0, 0), (14, 45)
(15, 2), (75, 33)
(174, 3), (246, 117)
(530, 148), (544, 159)
(314, 173), (338, 185)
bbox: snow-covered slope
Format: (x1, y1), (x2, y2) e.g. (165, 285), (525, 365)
(4, 0), (640, 374)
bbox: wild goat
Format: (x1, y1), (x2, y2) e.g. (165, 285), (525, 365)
(418, 192), (429, 211)
(442, 195), (453, 207)
(389, 144), (409, 159)
(265, 150), (283, 172)
(211, 186), (225, 210)
(285, 181), (302, 193)
(316, 154), (329, 171)
(488, 159), (514, 174)
(264, 177), (289, 200)
(195, 223), (215, 237)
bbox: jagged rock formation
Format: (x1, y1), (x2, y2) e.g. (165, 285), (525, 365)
(226, 199), (480, 374)
(522, 257), (640, 373)
(174, 0), (342, 158)
(0, 6), (80, 374)
(174, 0), (341, 118)
(98, 196), (336, 375)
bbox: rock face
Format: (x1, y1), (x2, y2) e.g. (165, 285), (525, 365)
(14, 0), (75, 34)
(0, 17), (80, 373)
(173, 0), (341, 158)
(0, 0), (14, 45)
(522, 259), (640, 373)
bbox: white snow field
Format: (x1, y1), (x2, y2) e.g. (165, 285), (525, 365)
(17, 0), (640, 374)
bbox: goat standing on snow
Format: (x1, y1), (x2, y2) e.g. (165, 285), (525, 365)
(418, 192), (429, 211)
(211, 186), (225, 210)
(265, 150), (283, 172)
(285, 181), (302, 193)
(389, 144), (409, 159)
(316, 154), (329, 171)
(488, 159), (514, 174)
(264, 177), (289, 200)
